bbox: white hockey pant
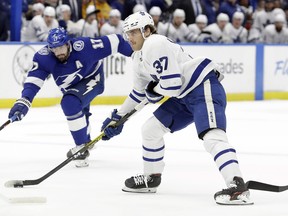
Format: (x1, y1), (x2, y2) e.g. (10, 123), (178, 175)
(203, 129), (243, 186)
(142, 116), (170, 175)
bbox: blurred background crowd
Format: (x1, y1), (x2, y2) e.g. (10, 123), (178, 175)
(1, 0), (288, 44)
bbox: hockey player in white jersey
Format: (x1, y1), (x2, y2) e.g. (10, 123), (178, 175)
(21, 6), (58, 42)
(222, 11), (248, 43)
(100, 9), (123, 36)
(157, 9), (190, 42)
(186, 14), (208, 42)
(197, 13), (229, 43)
(101, 11), (253, 205)
(262, 13), (288, 43)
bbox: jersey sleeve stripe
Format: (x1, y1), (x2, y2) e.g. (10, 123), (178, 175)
(106, 34), (120, 55)
(160, 74), (181, 80)
(25, 76), (45, 88)
(132, 89), (145, 97)
(129, 93), (142, 103)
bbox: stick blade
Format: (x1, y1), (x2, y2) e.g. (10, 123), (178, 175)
(4, 180), (24, 188)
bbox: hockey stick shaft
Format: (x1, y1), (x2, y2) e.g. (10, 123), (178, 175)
(0, 116), (17, 131)
(4, 99), (148, 188)
(246, 180), (288, 192)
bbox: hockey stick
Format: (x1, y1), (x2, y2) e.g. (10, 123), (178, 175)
(4, 99), (149, 188)
(246, 180), (288, 192)
(0, 116), (17, 131)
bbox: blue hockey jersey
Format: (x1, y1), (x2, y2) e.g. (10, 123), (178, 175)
(21, 34), (133, 101)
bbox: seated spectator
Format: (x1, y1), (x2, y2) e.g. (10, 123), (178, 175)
(95, 0), (112, 26)
(56, 4), (82, 37)
(157, 9), (190, 42)
(100, 9), (123, 35)
(222, 11), (248, 43)
(262, 13), (288, 43)
(187, 14), (208, 42)
(197, 13), (230, 43)
(218, 0), (245, 22)
(77, 5), (100, 37)
(21, 6), (59, 42)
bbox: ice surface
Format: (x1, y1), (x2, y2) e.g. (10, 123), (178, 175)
(0, 101), (288, 216)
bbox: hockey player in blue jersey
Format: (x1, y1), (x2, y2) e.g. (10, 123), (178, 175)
(100, 11), (253, 205)
(8, 27), (133, 168)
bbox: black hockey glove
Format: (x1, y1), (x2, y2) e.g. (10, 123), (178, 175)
(8, 98), (31, 121)
(101, 109), (124, 140)
(145, 81), (164, 104)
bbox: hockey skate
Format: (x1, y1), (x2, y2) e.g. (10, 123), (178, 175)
(66, 144), (90, 168)
(122, 174), (161, 193)
(214, 176), (254, 205)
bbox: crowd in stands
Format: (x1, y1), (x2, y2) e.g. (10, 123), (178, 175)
(1, 0), (288, 43)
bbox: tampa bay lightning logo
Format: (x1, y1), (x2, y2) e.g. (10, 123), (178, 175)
(73, 40), (84, 51)
(12, 45), (36, 86)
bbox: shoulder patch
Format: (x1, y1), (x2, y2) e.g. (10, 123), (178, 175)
(38, 47), (49, 55)
(73, 40), (85, 51)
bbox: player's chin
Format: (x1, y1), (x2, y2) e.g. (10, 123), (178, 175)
(56, 55), (67, 62)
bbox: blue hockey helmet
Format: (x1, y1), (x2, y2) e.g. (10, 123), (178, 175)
(47, 27), (69, 49)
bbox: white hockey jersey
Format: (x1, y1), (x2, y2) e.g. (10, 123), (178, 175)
(198, 23), (225, 43)
(118, 34), (221, 115)
(186, 23), (201, 42)
(100, 20), (124, 36)
(262, 24), (288, 43)
(157, 22), (190, 42)
(21, 15), (59, 42)
(222, 23), (248, 43)
(77, 19), (99, 37)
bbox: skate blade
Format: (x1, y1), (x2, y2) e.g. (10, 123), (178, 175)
(215, 194), (254, 205)
(122, 186), (157, 193)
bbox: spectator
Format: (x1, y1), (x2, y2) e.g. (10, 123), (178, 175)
(100, 9), (123, 35)
(262, 13), (288, 43)
(222, 11), (248, 43)
(62, 0), (83, 22)
(77, 5), (100, 37)
(218, 0), (245, 22)
(56, 4), (82, 37)
(110, 0), (124, 15)
(170, 0), (205, 25)
(197, 13), (229, 43)
(187, 14), (208, 42)
(95, 0), (112, 26)
(21, 6), (59, 42)
(157, 9), (190, 42)
(201, 0), (219, 25)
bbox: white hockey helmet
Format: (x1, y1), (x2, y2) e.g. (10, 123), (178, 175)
(44, 6), (56, 17)
(123, 11), (154, 33)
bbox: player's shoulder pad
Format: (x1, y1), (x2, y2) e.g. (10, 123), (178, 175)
(142, 34), (167, 55)
(70, 37), (87, 52)
(37, 45), (50, 56)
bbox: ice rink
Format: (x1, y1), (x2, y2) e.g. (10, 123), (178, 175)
(0, 100), (288, 216)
